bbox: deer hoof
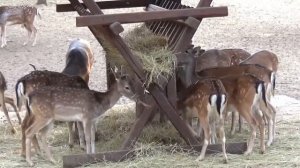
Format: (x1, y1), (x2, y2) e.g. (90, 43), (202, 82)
(26, 160), (34, 167)
(223, 158), (228, 164)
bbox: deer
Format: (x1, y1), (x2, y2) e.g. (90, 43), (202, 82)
(62, 38), (95, 150)
(16, 70), (89, 157)
(24, 70), (137, 166)
(194, 48), (251, 72)
(178, 78), (228, 163)
(240, 50), (279, 96)
(62, 38), (94, 83)
(0, 5), (41, 48)
(218, 74), (267, 155)
(0, 71), (21, 133)
(196, 64), (276, 145)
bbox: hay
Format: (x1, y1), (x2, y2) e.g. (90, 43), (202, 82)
(105, 25), (175, 87)
(0, 105), (299, 167)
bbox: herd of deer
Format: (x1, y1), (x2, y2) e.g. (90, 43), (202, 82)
(0, 5), (279, 167)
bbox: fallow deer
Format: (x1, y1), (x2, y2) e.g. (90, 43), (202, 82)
(62, 38), (94, 83)
(217, 74), (268, 155)
(241, 50), (279, 72)
(16, 70), (89, 157)
(24, 71), (137, 166)
(0, 71), (21, 133)
(240, 50), (279, 96)
(195, 48), (250, 72)
(62, 39), (94, 149)
(197, 64), (276, 145)
(0, 5), (41, 48)
(178, 78), (228, 162)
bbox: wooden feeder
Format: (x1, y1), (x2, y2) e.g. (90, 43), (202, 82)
(56, 0), (247, 167)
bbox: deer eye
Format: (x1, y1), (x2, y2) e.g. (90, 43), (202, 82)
(125, 86), (130, 90)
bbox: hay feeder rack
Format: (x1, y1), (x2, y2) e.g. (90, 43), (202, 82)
(56, 0), (247, 167)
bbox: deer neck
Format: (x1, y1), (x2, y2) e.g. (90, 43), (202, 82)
(96, 82), (121, 112)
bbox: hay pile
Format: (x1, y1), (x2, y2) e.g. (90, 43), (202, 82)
(105, 25), (175, 87)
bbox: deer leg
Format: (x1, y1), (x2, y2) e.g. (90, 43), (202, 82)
(1, 25), (7, 48)
(238, 114), (243, 133)
(82, 120), (92, 154)
(23, 24), (32, 46)
(77, 121), (86, 150)
(39, 122), (56, 164)
(68, 122), (75, 148)
(196, 117), (210, 161)
(4, 96), (22, 124)
(0, 92), (16, 133)
(238, 108), (257, 155)
(230, 111), (237, 135)
(31, 25), (37, 46)
(217, 120), (228, 163)
(91, 122), (96, 153)
(25, 117), (52, 166)
(254, 109), (266, 154)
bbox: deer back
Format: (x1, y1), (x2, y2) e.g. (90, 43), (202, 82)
(0, 6), (38, 24)
(195, 49), (231, 72)
(62, 39), (94, 83)
(179, 78), (227, 118)
(197, 64), (273, 84)
(218, 74), (267, 107)
(221, 49), (251, 65)
(240, 50), (279, 72)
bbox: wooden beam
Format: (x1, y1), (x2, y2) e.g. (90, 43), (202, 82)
(181, 142), (248, 154)
(76, 6), (228, 27)
(63, 149), (135, 168)
(122, 104), (155, 149)
(63, 142), (247, 167)
(57, 0), (149, 12)
(148, 83), (199, 145)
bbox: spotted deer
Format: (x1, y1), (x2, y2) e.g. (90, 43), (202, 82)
(0, 71), (21, 133)
(16, 70), (89, 157)
(240, 50), (279, 96)
(197, 64), (276, 145)
(178, 78), (228, 163)
(0, 5), (41, 48)
(216, 74), (268, 155)
(62, 38), (95, 150)
(195, 48), (250, 72)
(24, 71), (137, 166)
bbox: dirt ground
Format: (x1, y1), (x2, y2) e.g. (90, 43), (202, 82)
(0, 0), (299, 167)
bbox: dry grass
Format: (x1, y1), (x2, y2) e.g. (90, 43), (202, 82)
(0, 104), (299, 168)
(105, 25), (175, 87)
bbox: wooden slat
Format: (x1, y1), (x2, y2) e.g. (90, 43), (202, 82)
(63, 142), (246, 167)
(57, 0), (149, 12)
(63, 150), (135, 168)
(76, 7), (228, 27)
(148, 83), (199, 145)
(122, 106), (155, 149)
(174, 142), (248, 154)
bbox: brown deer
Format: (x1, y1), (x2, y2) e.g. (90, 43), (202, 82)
(240, 50), (279, 97)
(0, 5), (41, 48)
(62, 38), (94, 150)
(178, 78), (228, 162)
(62, 38), (94, 83)
(241, 50), (279, 72)
(197, 64), (276, 145)
(218, 74), (267, 155)
(24, 71), (137, 166)
(195, 48), (250, 72)
(0, 71), (21, 133)
(16, 70), (89, 157)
